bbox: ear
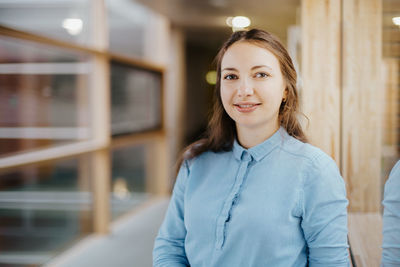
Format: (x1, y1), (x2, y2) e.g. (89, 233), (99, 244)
(282, 88), (288, 102)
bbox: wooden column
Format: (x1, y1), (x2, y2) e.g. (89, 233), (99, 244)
(342, 0), (382, 212)
(91, 149), (110, 234)
(78, 154), (92, 233)
(302, 0), (383, 212)
(165, 27), (186, 182)
(90, 0), (111, 234)
(301, 0), (342, 163)
(145, 137), (169, 196)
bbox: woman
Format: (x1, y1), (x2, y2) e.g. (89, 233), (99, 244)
(153, 29), (349, 266)
(382, 160), (400, 266)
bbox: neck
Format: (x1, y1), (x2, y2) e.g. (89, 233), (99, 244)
(236, 122), (280, 149)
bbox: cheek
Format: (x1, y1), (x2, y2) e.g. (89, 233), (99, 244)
(269, 82), (286, 100)
(220, 86), (232, 109)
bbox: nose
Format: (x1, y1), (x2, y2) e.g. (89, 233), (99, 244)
(237, 78), (254, 97)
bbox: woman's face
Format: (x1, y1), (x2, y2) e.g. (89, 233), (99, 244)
(220, 41), (287, 134)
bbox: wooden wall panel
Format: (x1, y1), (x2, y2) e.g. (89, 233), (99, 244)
(301, 0), (341, 163)
(342, 0), (382, 212)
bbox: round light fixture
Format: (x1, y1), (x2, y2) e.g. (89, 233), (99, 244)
(62, 18), (83, 35)
(231, 16), (251, 28)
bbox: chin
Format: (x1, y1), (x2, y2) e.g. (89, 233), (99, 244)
(235, 120), (263, 129)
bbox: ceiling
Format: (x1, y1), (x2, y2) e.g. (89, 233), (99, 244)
(134, 0), (400, 55)
(133, 0), (300, 48)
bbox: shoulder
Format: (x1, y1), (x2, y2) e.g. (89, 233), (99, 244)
(384, 160), (400, 196)
(388, 160), (400, 181)
(280, 136), (344, 188)
(183, 149), (232, 174)
(281, 136), (337, 169)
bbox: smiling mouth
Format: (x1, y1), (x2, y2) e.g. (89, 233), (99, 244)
(233, 103), (261, 112)
(234, 104), (260, 108)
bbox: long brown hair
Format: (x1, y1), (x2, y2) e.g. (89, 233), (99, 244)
(178, 29), (307, 168)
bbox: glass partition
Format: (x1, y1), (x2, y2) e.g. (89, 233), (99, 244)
(106, 0), (150, 59)
(111, 61), (162, 136)
(111, 143), (150, 219)
(0, 155), (93, 266)
(0, 35), (91, 157)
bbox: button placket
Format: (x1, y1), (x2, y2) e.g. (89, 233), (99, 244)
(215, 152), (252, 250)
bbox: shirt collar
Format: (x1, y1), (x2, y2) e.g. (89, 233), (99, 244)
(233, 127), (288, 162)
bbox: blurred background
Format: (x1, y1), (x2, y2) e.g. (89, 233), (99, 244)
(0, 0), (398, 266)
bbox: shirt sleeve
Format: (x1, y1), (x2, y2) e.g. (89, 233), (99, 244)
(300, 153), (350, 267)
(153, 160), (190, 267)
(382, 160), (400, 266)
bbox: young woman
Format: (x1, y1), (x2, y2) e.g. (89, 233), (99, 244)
(153, 29), (349, 266)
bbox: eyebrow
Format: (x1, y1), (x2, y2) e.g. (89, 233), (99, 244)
(252, 65), (273, 71)
(221, 65), (273, 72)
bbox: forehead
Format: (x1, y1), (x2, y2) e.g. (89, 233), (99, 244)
(221, 41), (280, 69)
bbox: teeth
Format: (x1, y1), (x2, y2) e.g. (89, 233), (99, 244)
(238, 104), (255, 108)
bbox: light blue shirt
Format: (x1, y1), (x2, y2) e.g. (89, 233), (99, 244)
(382, 160), (400, 266)
(153, 128), (349, 266)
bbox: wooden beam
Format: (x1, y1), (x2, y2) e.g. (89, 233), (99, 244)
(111, 130), (165, 150)
(0, 140), (106, 171)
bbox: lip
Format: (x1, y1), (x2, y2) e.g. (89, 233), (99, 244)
(233, 102), (261, 113)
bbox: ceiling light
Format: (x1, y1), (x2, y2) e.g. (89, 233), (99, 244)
(231, 16), (251, 28)
(62, 18), (83, 36)
(206, 71), (217, 85)
(393, 17), (400, 26)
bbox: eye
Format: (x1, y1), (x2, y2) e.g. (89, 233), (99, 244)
(223, 74), (238, 80)
(255, 72), (269, 78)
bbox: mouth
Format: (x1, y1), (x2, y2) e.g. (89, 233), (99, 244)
(233, 103), (261, 113)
